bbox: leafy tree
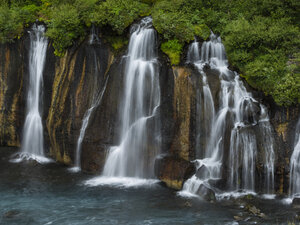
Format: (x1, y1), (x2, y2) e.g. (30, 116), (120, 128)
(46, 4), (84, 56)
(91, 0), (150, 34)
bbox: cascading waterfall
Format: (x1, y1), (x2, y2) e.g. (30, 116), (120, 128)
(289, 118), (300, 197)
(70, 27), (108, 172)
(72, 76), (109, 172)
(181, 35), (230, 196)
(258, 106), (275, 194)
(180, 33), (275, 197)
(87, 17), (160, 185)
(11, 24), (49, 163)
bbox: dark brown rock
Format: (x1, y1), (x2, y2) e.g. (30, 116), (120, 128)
(154, 155), (195, 190)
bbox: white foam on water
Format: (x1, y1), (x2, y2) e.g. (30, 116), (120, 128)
(68, 167), (81, 173)
(177, 190), (200, 199)
(216, 190), (257, 200)
(281, 198), (293, 205)
(260, 194), (276, 200)
(84, 176), (159, 188)
(10, 153), (53, 164)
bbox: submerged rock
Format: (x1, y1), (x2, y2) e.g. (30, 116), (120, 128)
(292, 197), (300, 208)
(3, 210), (20, 219)
(195, 183), (216, 202)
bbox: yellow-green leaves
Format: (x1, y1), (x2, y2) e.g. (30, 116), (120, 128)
(161, 39), (183, 65)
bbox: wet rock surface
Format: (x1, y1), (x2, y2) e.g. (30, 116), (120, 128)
(0, 29), (299, 198)
(3, 210), (21, 219)
(154, 155), (195, 190)
(195, 184), (216, 202)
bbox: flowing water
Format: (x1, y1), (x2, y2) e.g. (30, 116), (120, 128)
(290, 118), (300, 196)
(100, 17), (160, 181)
(181, 33), (275, 197)
(70, 29), (108, 172)
(11, 24), (50, 163)
(0, 147), (297, 225)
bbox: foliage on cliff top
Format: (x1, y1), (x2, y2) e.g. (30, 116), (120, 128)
(0, 1), (40, 43)
(0, 0), (299, 106)
(206, 0), (300, 106)
(161, 39), (184, 65)
(151, 0), (210, 42)
(90, 0), (150, 35)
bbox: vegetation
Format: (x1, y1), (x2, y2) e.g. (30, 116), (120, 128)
(161, 40), (183, 65)
(0, 0), (299, 106)
(91, 0), (150, 34)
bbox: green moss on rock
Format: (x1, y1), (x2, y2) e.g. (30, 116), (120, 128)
(161, 39), (183, 65)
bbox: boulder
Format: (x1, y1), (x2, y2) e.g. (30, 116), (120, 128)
(195, 183), (216, 201)
(292, 197), (300, 208)
(155, 155), (195, 190)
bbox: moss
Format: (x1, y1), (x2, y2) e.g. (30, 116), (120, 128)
(162, 178), (183, 190)
(63, 151), (72, 165)
(161, 39), (183, 65)
(275, 122), (289, 141)
(104, 35), (128, 51)
(193, 24), (210, 40)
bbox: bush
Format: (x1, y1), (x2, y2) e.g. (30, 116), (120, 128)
(91, 0), (150, 34)
(222, 16), (300, 105)
(0, 5), (23, 43)
(152, 0), (209, 42)
(161, 39), (183, 65)
(46, 4), (84, 56)
(0, 3), (40, 43)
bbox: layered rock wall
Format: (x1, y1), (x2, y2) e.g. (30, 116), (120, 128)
(0, 31), (299, 194)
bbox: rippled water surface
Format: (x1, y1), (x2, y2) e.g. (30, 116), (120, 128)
(0, 148), (298, 225)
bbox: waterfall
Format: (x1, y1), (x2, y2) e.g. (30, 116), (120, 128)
(290, 118), (300, 197)
(70, 27), (107, 173)
(71, 74), (109, 172)
(259, 105), (275, 194)
(180, 33), (275, 197)
(101, 17), (160, 181)
(11, 24), (49, 163)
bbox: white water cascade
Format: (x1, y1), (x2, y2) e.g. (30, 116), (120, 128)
(11, 24), (49, 163)
(290, 118), (300, 197)
(91, 17), (160, 185)
(70, 27), (107, 172)
(180, 33), (275, 197)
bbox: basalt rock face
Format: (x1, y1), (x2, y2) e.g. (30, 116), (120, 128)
(155, 155), (195, 190)
(153, 65), (198, 188)
(0, 31), (299, 196)
(0, 37), (28, 147)
(0, 33), (115, 169)
(45, 38), (114, 167)
(268, 104), (300, 194)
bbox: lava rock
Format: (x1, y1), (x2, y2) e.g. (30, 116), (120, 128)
(3, 210), (20, 219)
(154, 155), (195, 190)
(196, 184), (216, 202)
(292, 197), (300, 208)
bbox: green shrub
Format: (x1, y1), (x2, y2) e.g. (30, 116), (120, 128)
(46, 4), (84, 56)
(0, 3), (40, 43)
(0, 5), (22, 43)
(161, 39), (183, 65)
(91, 0), (150, 34)
(74, 0), (98, 27)
(103, 35), (128, 51)
(222, 16), (300, 105)
(152, 0), (209, 42)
